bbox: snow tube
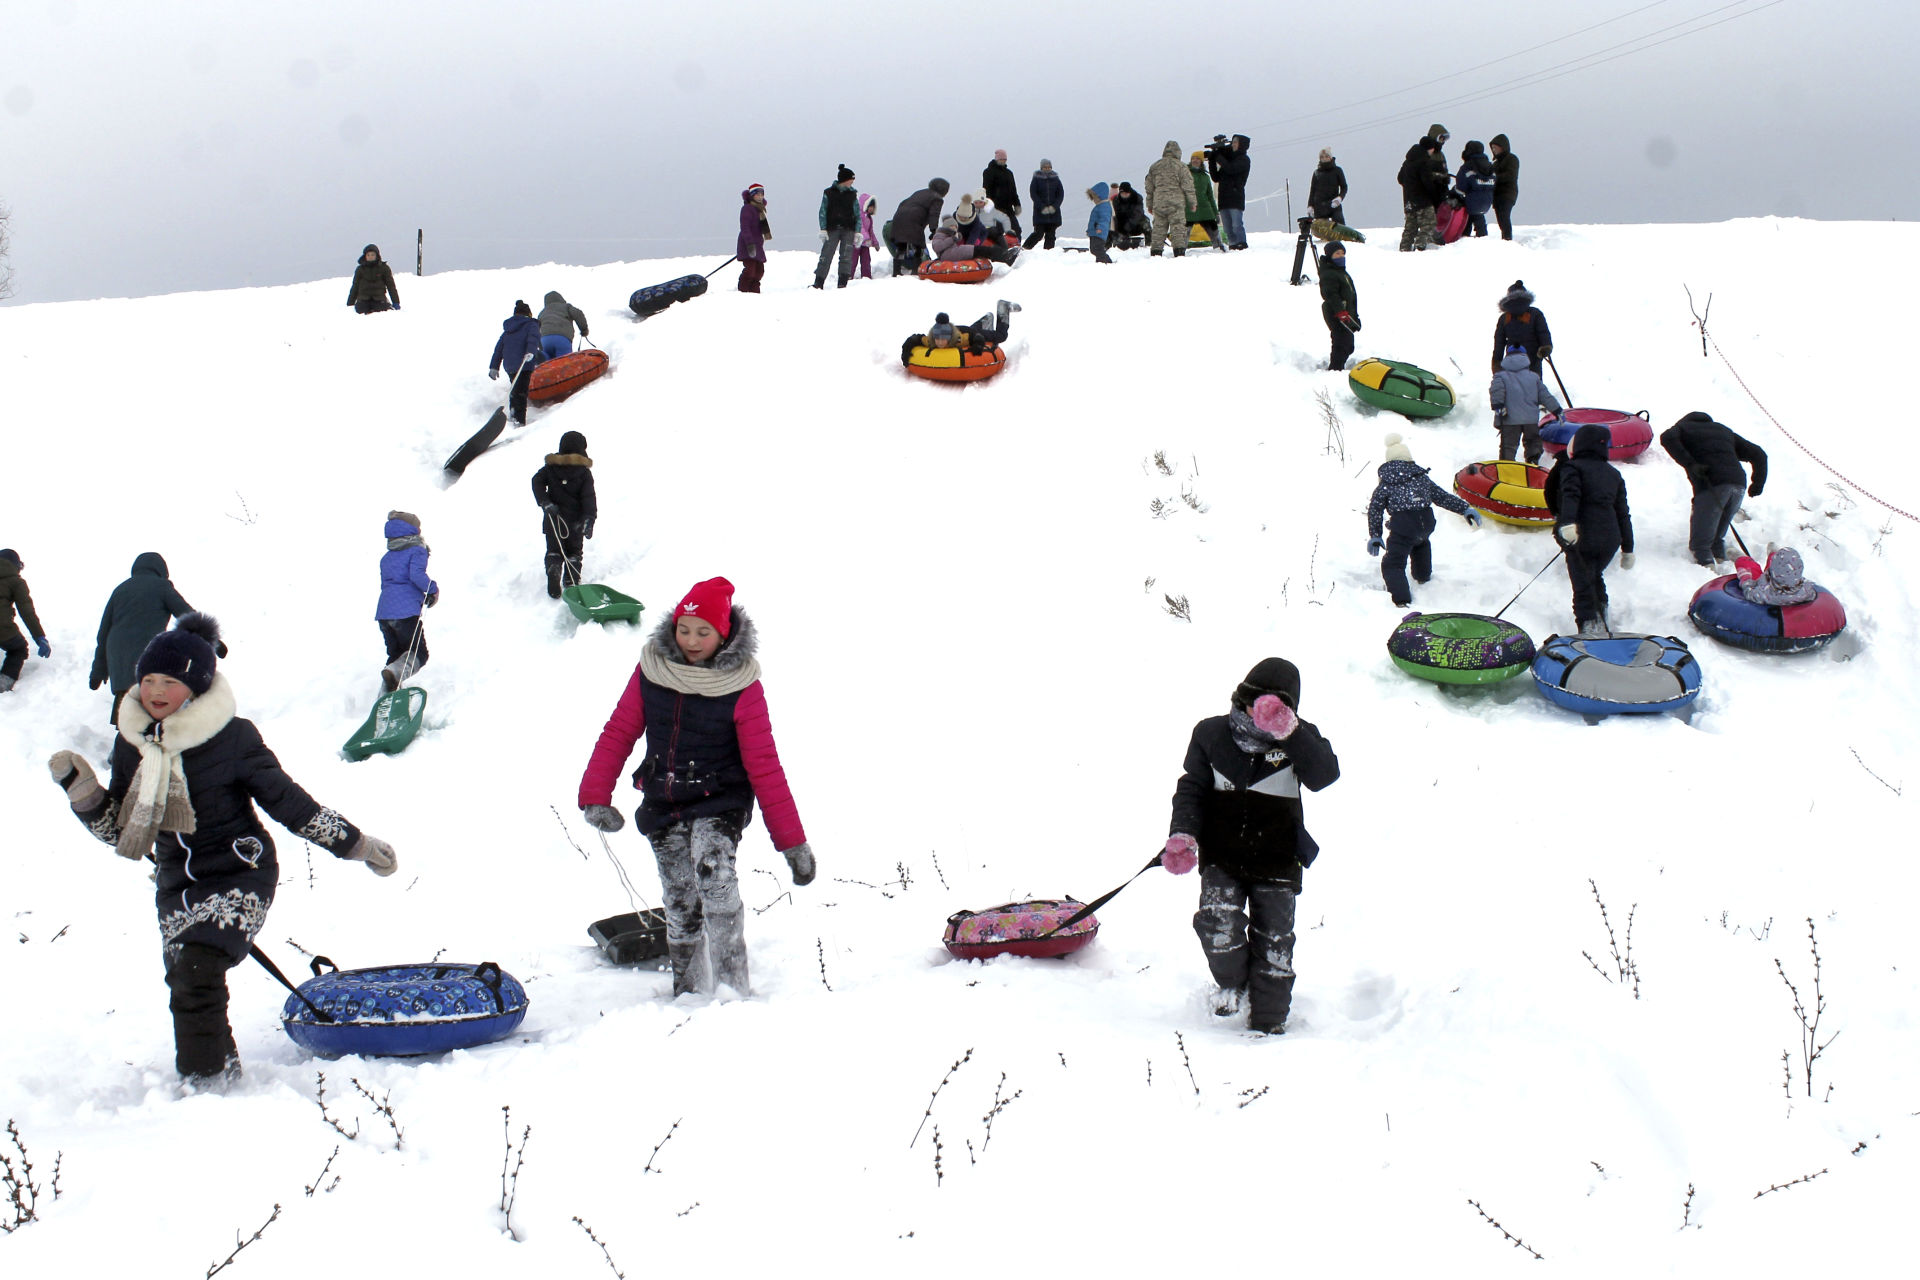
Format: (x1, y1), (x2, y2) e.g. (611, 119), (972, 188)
(1454, 460), (1554, 527)
(1687, 574), (1847, 653)
(944, 899), (1097, 960)
(528, 349), (609, 402)
(1541, 408), (1653, 461)
(629, 274), (708, 318)
(1531, 634), (1703, 716)
(282, 958), (529, 1058)
(1310, 219), (1365, 244)
(918, 259), (993, 284)
(904, 344), (1006, 384)
(1436, 200), (1467, 245)
(1349, 358), (1455, 418)
(1388, 612), (1535, 685)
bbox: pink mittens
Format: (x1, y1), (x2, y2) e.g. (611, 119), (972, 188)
(1251, 694), (1297, 739)
(1163, 833), (1199, 876)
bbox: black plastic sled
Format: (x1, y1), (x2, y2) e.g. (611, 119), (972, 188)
(444, 408), (507, 476)
(589, 910), (670, 968)
(629, 274), (708, 319)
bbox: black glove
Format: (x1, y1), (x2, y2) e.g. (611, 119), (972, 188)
(1748, 481), (1764, 498)
(424, 590), (439, 609)
(583, 520), (595, 540)
(542, 502), (558, 518)
(583, 804), (624, 833)
(215, 640), (229, 658)
(782, 842), (817, 886)
(89, 671), (105, 691)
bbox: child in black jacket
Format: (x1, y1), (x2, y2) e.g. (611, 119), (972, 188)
(1165, 658), (1340, 1035)
(531, 430), (597, 597)
(1548, 422), (1635, 636)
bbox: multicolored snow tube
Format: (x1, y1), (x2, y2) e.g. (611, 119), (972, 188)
(1531, 634), (1703, 716)
(918, 259), (994, 284)
(1540, 409), (1653, 461)
(1454, 460), (1554, 527)
(944, 899), (1098, 960)
(1388, 612), (1536, 684)
(1687, 574), (1847, 653)
(1349, 358), (1456, 418)
(904, 343), (1006, 384)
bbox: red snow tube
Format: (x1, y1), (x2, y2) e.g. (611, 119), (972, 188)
(1436, 200), (1467, 245)
(528, 349), (610, 402)
(943, 899), (1098, 960)
(1541, 408), (1653, 460)
(918, 259), (994, 284)
(1453, 460), (1555, 527)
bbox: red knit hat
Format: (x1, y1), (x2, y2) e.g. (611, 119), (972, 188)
(674, 577), (735, 637)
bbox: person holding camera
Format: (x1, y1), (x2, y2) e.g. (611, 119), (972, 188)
(1210, 134), (1252, 249)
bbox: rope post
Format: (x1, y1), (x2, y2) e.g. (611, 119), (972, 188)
(416, 228), (423, 277)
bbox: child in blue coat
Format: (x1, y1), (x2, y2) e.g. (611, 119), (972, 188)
(375, 510), (439, 691)
(1086, 183), (1114, 264)
(1366, 434), (1482, 608)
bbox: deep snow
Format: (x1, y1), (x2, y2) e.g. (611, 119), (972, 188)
(1, 219), (1916, 1276)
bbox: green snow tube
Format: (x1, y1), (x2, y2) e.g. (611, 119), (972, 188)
(1349, 357), (1456, 419)
(563, 584), (644, 624)
(342, 686), (428, 761)
(1387, 612), (1535, 685)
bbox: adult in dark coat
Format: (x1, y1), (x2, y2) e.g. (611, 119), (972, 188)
(1490, 134), (1520, 240)
(1550, 423), (1635, 635)
(1165, 658), (1340, 1034)
(1307, 149), (1348, 224)
(1024, 161), (1065, 250)
(0, 548), (49, 693)
(1660, 411), (1769, 567)
(346, 244), (400, 313)
(1491, 279), (1553, 372)
(50, 614), (396, 1080)
(1318, 243), (1359, 371)
(1455, 140), (1495, 237)
(1110, 182), (1149, 248)
(90, 552), (197, 724)
(1397, 137), (1448, 251)
(889, 179), (951, 275)
(981, 150), (1022, 237)
(489, 300), (546, 425)
(1214, 134), (1252, 249)
(531, 430), (598, 597)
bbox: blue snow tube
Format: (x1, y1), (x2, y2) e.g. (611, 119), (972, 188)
(1530, 633), (1703, 716)
(629, 274), (708, 318)
(281, 958), (529, 1058)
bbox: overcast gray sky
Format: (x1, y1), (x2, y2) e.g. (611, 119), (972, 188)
(2, 0), (1908, 305)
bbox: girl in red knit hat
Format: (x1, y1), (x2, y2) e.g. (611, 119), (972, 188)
(577, 577), (813, 997)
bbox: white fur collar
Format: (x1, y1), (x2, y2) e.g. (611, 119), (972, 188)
(117, 674), (237, 752)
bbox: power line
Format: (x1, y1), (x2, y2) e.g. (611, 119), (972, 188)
(1242, 0), (1678, 134)
(1255, 0), (1790, 152)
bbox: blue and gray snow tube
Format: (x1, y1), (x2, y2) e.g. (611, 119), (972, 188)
(281, 958), (529, 1058)
(1530, 633), (1703, 716)
(629, 274), (708, 318)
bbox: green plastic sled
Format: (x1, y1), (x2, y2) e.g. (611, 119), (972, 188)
(562, 584), (644, 624)
(342, 686), (428, 761)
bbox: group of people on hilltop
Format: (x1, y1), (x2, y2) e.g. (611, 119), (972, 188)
(1396, 124), (1520, 251)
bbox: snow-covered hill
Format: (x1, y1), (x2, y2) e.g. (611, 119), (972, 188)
(2, 219), (1915, 1275)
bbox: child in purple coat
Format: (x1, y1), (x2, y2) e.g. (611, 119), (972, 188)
(375, 510), (438, 690)
(738, 185), (770, 293)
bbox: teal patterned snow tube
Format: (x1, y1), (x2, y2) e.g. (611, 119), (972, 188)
(1388, 612), (1536, 685)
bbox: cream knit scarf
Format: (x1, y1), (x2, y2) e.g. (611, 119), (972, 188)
(639, 642), (761, 697)
(114, 675), (236, 860)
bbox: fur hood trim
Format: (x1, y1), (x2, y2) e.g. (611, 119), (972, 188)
(641, 606), (761, 697)
(543, 453), (592, 467)
(118, 672), (237, 753)
(646, 606), (757, 670)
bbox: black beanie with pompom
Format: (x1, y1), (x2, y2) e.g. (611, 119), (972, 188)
(136, 613), (224, 696)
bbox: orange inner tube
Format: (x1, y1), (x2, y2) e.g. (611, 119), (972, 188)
(529, 349), (609, 402)
(904, 344), (1006, 383)
(918, 259), (993, 284)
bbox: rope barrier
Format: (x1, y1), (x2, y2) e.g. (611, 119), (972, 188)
(1708, 334), (1917, 525)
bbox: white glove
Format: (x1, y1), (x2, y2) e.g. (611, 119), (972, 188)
(1620, 552), (1636, 570)
(1561, 524), (1580, 545)
(818, 230), (828, 242)
(1331, 196), (1343, 207)
(348, 834), (399, 877)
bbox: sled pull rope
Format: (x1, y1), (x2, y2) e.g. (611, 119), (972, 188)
(1039, 851), (1165, 938)
(1494, 546), (1567, 620)
(597, 830), (650, 911)
(249, 944), (337, 1023)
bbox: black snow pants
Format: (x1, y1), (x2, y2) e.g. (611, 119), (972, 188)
(1194, 864), (1297, 1031)
(1566, 542), (1618, 626)
(508, 360), (536, 426)
(0, 637), (25, 683)
(1023, 226), (1057, 250)
(1327, 315), (1354, 371)
(544, 519), (585, 595)
(646, 812), (750, 997)
(167, 942), (239, 1079)
(379, 616), (428, 684)
(1381, 507), (1437, 607)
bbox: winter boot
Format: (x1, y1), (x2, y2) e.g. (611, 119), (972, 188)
(546, 563), (563, 599)
(1212, 986), (1247, 1017)
(380, 667), (398, 693)
(0, 675), (14, 693)
(1247, 976), (1294, 1035)
(665, 937), (712, 998)
(1576, 617), (1608, 640)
